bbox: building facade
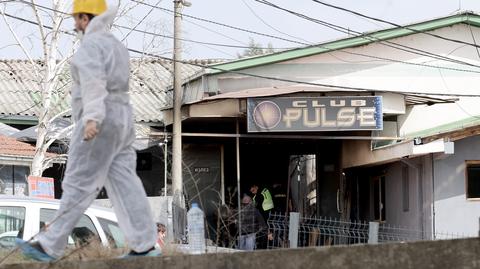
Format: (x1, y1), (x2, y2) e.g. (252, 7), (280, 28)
(160, 12), (480, 239)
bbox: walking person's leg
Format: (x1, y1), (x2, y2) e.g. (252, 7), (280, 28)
(34, 121), (121, 258)
(104, 145), (157, 254)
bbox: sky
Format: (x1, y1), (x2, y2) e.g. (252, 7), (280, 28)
(1, 0), (480, 60)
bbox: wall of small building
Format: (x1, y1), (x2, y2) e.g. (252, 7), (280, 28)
(186, 24), (480, 140)
(349, 155), (434, 237)
(433, 135), (480, 237)
(183, 144), (222, 216)
(382, 160), (422, 231)
(136, 146), (167, 197)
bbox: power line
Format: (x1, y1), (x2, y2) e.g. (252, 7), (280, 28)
(239, 0), (312, 44)
(127, 48), (480, 98)
(130, 0), (480, 74)
(10, 0), (480, 73)
(121, 0), (162, 42)
(310, 0), (480, 50)
(4, 9), (480, 80)
(254, 0), (480, 69)
(3, 11), (267, 50)
(255, 0), (480, 68)
(9, 0), (293, 50)
(130, 0), (310, 46)
(4, 2), (480, 95)
(117, 23), (292, 50)
(10, 0), (480, 69)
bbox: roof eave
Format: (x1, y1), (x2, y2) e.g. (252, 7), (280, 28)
(208, 13), (480, 74)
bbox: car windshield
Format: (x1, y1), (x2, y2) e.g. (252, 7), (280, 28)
(97, 217), (125, 248)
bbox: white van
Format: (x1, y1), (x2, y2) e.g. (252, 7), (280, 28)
(0, 196), (125, 249)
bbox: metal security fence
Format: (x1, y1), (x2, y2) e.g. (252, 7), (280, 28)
(268, 213), (370, 248)
(267, 212), (475, 249)
(377, 224), (424, 243)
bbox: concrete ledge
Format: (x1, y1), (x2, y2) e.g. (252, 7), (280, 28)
(3, 238), (480, 269)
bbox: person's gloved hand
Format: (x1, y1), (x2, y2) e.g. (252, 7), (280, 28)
(83, 120), (99, 141)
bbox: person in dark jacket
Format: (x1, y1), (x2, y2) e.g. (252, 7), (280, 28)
(237, 195), (267, 250)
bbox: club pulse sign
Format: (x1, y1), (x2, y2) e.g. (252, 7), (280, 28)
(247, 96), (383, 132)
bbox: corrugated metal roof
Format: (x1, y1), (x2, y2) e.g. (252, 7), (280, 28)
(0, 59), (213, 123)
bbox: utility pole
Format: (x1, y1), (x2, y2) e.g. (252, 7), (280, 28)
(172, 0), (190, 207)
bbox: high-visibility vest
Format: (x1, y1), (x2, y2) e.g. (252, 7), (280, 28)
(254, 188), (274, 211)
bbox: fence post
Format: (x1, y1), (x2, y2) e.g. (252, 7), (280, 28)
(289, 212), (300, 248)
(368, 221), (379, 244)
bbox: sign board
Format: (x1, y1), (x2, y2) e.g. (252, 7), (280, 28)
(247, 96), (383, 132)
(28, 176), (55, 199)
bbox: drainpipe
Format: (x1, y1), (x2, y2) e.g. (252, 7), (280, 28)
(431, 153), (436, 239)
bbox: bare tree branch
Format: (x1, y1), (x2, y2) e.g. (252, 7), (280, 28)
(45, 124), (74, 149)
(0, 5), (41, 80)
(30, 0), (49, 60)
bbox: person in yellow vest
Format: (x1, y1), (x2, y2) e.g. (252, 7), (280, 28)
(250, 184), (274, 219)
(250, 184), (274, 249)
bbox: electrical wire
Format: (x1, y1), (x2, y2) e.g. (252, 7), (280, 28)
(8, 0), (480, 74)
(139, 0), (477, 68)
(4, 2), (480, 98)
(130, 0), (310, 46)
(127, 48), (480, 98)
(12, 0), (480, 67)
(239, 0), (312, 44)
(253, 0), (480, 69)
(310, 0), (480, 50)
(130, 0), (480, 74)
(10, 0), (293, 51)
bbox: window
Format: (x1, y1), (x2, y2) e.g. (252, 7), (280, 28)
(373, 176), (386, 222)
(466, 161), (480, 199)
(98, 218), (125, 248)
(40, 209), (99, 246)
(0, 166), (29, 196)
(0, 206), (25, 247)
(402, 165), (409, 212)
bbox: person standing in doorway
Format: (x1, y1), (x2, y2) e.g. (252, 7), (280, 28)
(237, 195), (267, 251)
(17, 0), (158, 261)
(250, 184), (274, 221)
(250, 184), (274, 249)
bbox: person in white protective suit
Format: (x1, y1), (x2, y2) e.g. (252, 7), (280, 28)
(17, 0), (159, 261)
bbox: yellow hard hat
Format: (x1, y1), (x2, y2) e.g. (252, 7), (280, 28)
(73, 0), (107, 16)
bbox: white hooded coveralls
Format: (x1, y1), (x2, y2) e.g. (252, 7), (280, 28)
(36, 7), (156, 258)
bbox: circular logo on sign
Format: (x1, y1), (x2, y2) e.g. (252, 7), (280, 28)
(253, 101), (281, 130)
